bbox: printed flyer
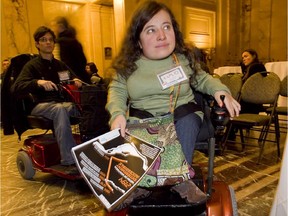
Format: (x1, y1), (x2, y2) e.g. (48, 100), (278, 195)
(71, 128), (162, 211)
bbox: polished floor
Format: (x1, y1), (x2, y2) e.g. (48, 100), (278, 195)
(1, 125), (286, 216)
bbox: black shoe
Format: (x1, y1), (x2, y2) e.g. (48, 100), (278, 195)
(61, 164), (79, 175)
(113, 187), (152, 211)
(170, 180), (207, 205)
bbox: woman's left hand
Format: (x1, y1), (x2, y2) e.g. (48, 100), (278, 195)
(214, 91), (241, 118)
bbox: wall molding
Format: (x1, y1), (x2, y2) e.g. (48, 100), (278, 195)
(184, 7), (215, 49)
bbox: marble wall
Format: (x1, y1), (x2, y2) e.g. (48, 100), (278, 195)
(239, 0), (287, 63)
(217, 0), (287, 67)
(2, 0), (33, 58)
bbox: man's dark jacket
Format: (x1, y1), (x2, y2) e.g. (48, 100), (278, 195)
(1, 54), (37, 136)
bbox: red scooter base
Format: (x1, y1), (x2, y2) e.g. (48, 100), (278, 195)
(36, 164), (82, 181)
(16, 133), (82, 181)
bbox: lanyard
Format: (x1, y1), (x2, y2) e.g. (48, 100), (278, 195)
(169, 53), (181, 113)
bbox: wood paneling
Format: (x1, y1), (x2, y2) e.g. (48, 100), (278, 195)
(184, 7), (215, 49)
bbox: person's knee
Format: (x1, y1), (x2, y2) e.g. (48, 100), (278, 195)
(50, 103), (72, 122)
(175, 113), (202, 131)
(52, 103), (68, 113)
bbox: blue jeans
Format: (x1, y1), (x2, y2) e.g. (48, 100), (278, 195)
(31, 101), (79, 165)
(175, 112), (202, 164)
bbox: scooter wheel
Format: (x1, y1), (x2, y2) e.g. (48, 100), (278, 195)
(229, 185), (238, 216)
(16, 151), (36, 180)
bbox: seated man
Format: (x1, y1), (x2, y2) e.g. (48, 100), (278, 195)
(12, 26), (83, 174)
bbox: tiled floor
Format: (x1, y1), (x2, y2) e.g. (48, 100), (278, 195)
(1, 127), (286, 216)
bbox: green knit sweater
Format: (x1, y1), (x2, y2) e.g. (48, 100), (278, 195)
(106, 54), (230, 124)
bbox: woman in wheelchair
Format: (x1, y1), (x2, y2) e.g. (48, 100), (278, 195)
(12, 26), (83, 174)
(106, 1), (241, 166)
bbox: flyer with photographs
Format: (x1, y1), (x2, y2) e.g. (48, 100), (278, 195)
(71, 128), (162, 212)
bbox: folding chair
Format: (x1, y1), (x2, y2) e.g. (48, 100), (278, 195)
(266, 75), (287, 141)
(212, 73), (220, 79)
(221, 72), (281, 163)
(219, 73), (243, 101)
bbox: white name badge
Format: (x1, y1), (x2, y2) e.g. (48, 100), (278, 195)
(157, 65), (188, 89)
(58, 70), (70, 81)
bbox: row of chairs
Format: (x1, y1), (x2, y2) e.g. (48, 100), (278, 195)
(214, 72), (287, 163)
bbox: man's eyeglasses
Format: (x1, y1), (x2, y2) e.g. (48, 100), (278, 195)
(39, 37), (55, 43)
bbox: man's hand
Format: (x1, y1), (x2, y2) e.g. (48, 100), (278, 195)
(37, 80), (58, 91)
(73, 78), (83, 88)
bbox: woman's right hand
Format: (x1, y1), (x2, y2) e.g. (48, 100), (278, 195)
(110, 115), (127, 137)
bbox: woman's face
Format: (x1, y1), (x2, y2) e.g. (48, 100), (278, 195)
(242, 51), (255, 66)
(139, 9), (175, 60)
(85, 65), (92, 74)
